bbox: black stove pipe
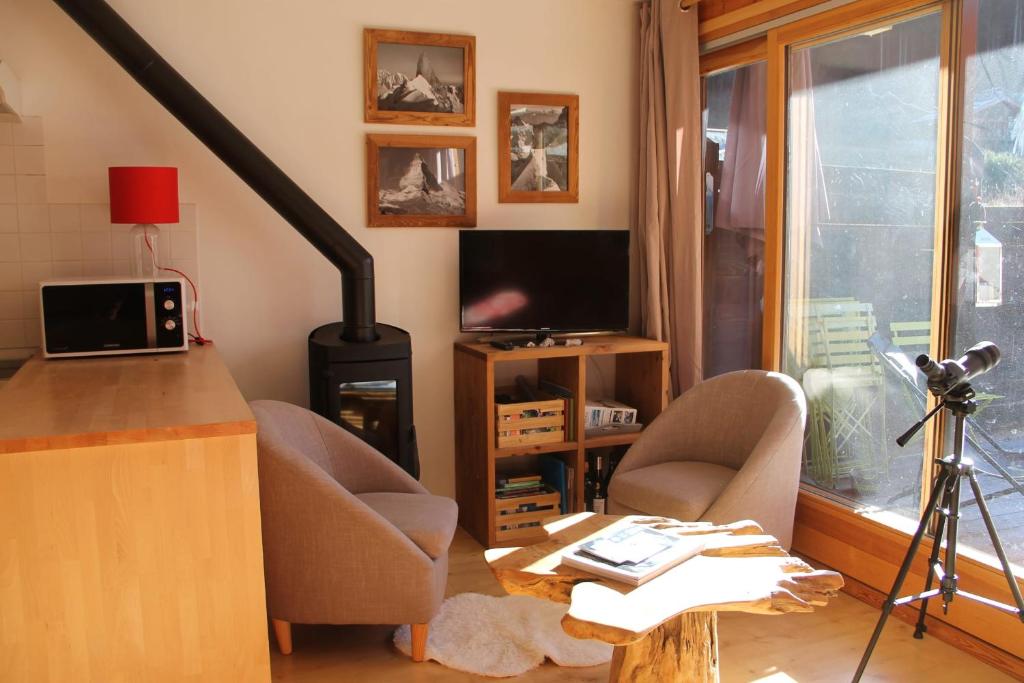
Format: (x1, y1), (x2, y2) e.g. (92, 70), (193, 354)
(52, 0), (378, 343)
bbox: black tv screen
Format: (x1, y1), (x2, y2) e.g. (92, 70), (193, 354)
(460, 230), (629, 333)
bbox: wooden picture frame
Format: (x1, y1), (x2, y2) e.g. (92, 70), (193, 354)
(498, 92), (579, 203)
(366, 134), (477, 228)
(364, 28), (476, 127)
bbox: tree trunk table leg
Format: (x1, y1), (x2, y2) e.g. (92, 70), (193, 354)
(608, 612), (718, 683)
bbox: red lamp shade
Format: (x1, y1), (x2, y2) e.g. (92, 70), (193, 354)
(108, 167), (180, 224)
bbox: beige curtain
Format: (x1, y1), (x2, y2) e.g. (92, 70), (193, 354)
(636, 0), (703, 396)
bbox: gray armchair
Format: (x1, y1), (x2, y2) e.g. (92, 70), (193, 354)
(251, 400), (457, 660)
(607, 370), (806, 548)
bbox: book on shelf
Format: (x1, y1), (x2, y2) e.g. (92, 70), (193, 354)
(539, 455), (569, 514)
(561, 524), (705, 586)
(495, 483), (556, 499)
(584, 398), (637, 430)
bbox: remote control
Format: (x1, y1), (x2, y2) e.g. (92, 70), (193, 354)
(490, 340), (515, 350)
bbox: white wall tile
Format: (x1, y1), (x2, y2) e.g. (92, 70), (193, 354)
(23, 319), (40, 347)
(22, 291), (39, 318)
(81, 260), (112, 277)
(21, 261), (52, 290)
(110, 231), (131, 260)
(17, 205), (49, 232)
(0, 291), (21, 320)
(0, 262), (20, 290)
(81, 232), (111, 260)
(13, 146), (45, 175)
(19, 234), (52, 262)
(49, 204), (80, 231)
(0, 234), (19, 262)
(0, 176), (15, 204)
(169, 231), (197, 261)
(12, 117), (44, 146)
(0, 205), (16, 233)
(15, 175), (47, 203)
(0, 146), (13, 175)
(52, 261), (82, 278)
(170, 260), (198, 286)
(147, 232), (168, 264)
(79, 203), (112, 232)
(112, 260), (131, 276)
(51, 232), (83, 261)
(0, 320), (25, 347)
(174, 203), (197, 231)
(0, 123), (11, 145)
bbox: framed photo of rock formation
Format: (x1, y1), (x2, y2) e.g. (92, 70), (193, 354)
(366, 134), (477, 228)
(498, 92), (579, 203)
(364, 28), (475, 127)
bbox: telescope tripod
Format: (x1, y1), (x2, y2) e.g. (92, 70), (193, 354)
(853, 386), (1024, 682)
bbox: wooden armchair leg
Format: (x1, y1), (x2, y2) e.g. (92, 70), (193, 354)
(410, 623), (428, 662)
(272, 619), (293, 655)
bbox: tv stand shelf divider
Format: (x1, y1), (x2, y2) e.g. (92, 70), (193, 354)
(453, 335), (670, 548)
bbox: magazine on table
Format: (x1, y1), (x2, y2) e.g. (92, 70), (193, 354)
(561, 524), (705, 586)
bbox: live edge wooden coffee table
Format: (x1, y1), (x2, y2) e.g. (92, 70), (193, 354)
(485, 513), (844, 683)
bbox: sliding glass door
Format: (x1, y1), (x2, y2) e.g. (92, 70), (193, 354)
(780, 11), (943, 515)
(702, 61), (767, 377)
(950, 0), (1024, 565)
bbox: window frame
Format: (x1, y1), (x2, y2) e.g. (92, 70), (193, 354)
(699, 0), (1024, 668)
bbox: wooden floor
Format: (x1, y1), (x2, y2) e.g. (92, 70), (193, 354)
(268, 529), (1013, 683)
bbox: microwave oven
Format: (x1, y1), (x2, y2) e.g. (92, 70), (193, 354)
(40, 277), (188, 359)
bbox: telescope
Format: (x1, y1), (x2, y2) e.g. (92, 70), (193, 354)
(915, 341), (1000, 397)
(854, 339), (1024, 682)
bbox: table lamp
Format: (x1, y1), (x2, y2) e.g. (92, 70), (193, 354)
(108, 166), (179, 277)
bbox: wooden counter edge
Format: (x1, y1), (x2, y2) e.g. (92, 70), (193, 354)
(0, 418), (258, 455)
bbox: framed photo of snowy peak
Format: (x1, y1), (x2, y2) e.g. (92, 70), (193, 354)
(366, 134), (477, 228)
(364, 28), (475, 126)
(498, 92), (579, 203)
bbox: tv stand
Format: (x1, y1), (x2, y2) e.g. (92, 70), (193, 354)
(454, 334), (670, 547)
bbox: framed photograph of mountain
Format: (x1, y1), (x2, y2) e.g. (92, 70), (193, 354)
(364, 28), (475, 126)
(498, 92), (579, 203)
(366, 134), (477, 228)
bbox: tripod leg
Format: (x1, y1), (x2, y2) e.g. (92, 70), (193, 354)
(967, 470), (1024, 619)
(852, 468), (950, 682)
(912, 475), (952, 638)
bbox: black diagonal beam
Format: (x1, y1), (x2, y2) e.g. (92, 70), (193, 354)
(53, 0), (377, 342)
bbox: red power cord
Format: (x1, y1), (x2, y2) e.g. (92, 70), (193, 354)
(143, 230), (211, 345)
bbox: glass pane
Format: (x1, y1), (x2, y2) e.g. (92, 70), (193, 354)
(781, 13), (942, 515)
(702, 61), (767, 377)
(950, 0), (1024, 566)
(338, 380), (398, 458)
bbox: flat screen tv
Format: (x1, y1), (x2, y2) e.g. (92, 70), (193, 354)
(459, 230), (629, 333)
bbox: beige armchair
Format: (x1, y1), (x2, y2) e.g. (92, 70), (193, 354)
(251, 400), (457, 660)
(607, 370), (806, 548)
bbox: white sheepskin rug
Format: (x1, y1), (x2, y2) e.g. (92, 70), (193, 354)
(393, 592), (612, 677)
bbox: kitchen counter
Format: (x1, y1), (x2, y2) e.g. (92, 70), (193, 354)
(0, 346), (270, 682)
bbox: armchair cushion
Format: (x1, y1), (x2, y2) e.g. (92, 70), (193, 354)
(608, 461), (737, 521)
(356, 492), (458, 560)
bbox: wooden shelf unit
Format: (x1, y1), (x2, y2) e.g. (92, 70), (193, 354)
(453, 335), (670, 547)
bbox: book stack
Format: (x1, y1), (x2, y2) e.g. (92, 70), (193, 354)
(561, 524), (705, 586)
(495, 474), (553, 499)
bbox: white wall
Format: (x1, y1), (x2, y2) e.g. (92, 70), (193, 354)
(0, 0), (638, 496)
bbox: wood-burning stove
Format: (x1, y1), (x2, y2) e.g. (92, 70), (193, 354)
(309, 322), (419, 478)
